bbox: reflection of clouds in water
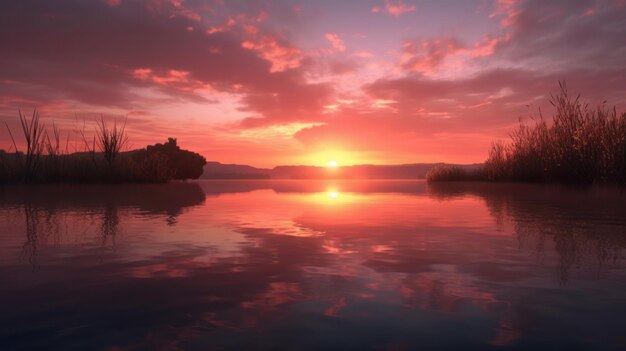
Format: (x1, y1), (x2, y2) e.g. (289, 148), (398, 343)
(235, 218), (325, 238)
(1, 180), (626, 350)
(241, 282), (302, 311)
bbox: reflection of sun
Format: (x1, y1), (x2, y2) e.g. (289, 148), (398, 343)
(304, 187), (366, 206)
(327, 160), (339, 167)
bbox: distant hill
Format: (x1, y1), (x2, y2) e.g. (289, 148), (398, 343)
(201, 162), (482, 179)
(202, 162), (271, 179)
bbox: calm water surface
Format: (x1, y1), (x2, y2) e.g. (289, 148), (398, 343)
(1, 180), (625, 350)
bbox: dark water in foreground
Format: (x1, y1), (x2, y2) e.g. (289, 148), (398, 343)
(1, 180), (625, 351)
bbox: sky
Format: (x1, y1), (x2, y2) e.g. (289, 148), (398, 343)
(1, 0), (626, 167)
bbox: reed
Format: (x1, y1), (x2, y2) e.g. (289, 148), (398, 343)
(1, 111), (205, 184)
(0, 149), (6, 183)
(426, 164), (486, 182)
(96, 115), (127, 169)
(3, 109), (46, 182)
(484, 83), (626, 185)
(429, 83), (626, 186)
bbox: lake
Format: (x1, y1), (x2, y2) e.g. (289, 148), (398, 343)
(1, 180), (625, 350)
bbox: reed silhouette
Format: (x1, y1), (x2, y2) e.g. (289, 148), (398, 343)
(427, 182), (626, 285)
(1, 111), (206, 184)
(429, 83), (626, 185)
(426, 164), (487, 182)
(2, 182), (206, 268)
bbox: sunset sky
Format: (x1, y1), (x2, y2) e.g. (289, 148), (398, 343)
(1, 0), (626, 167)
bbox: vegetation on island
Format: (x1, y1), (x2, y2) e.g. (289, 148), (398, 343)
(428, 83), (626, 186)
(1, 110), (206, 184)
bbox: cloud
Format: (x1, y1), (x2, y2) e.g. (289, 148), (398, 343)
(399, 34), (511, 76)
(132, 68), (207, 92)
(1, 0), (626, 165)
(293, 65), (626, 163)
(401, 37), (464, 73)
(103, 0), (121, 6)
(490, 0), (522, 27)
(0, 0), (329, 126)
(494, 0), (626, 70)
(353, 51), (374, 58)
(238, 71), (334, 128)
(399, 0), (626, 78)
(241, 35), (303, 72)
(365, 68), (626, 120)
(324, 33), (346, 52)
(371, 0), (416, 17)
(329, 61), (358, 75)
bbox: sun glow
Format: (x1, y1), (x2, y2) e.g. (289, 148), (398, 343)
(300, 149), (368, 167)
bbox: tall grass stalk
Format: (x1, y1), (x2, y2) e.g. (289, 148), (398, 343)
(1, 109), (205, 184)
(45, 122), (61, 157)
(96, 115), (128, 168)
(426, 164), (486, 182)
(44, 122), (63, 181)
(5, 109), (47, 182)
(484, 82), (626, 185)
(78, 120), (97, 163)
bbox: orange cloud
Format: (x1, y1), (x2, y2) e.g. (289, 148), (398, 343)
(132, 68), (205, 91)
(242, 35), (303, 72)
(2, 0), (626, 168)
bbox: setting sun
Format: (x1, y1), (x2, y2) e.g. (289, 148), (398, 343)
(327, 160), (339, 167)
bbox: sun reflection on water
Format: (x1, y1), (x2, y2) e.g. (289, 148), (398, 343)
(304, 186), (375, 206)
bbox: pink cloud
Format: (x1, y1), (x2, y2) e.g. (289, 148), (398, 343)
(2, 0), (626, 167)
(206, 17), (236, 34)
(329, 61), (357, 75)
(324, 33), (346, 52)
(401, 37), (463, 73)
(371, 0), (416, 17)
(490, 0), (521, 27)
(353, 51), (374, 58)
(400, 33), (510, 75)
(145, 0), (202, 21)
(0, 0), (329, 126)
(242, 35), (303, 72)
(469, 34), (508, 57)
(132, 68), (205, 92)
(243, 24), (259, 36)
(103, 0), (121, 6)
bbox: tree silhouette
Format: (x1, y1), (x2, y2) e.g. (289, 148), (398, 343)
(134, 138), (206, 181)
